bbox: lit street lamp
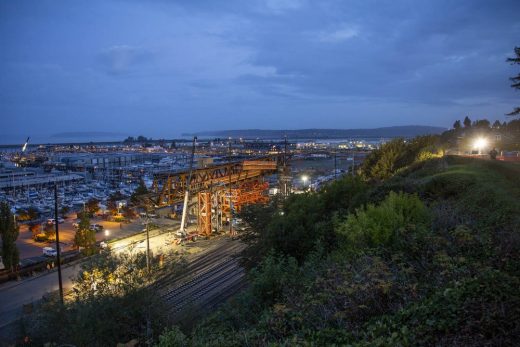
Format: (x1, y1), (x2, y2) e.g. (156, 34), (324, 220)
(473, 137), (488, 155)
(301, 175), (309, 190)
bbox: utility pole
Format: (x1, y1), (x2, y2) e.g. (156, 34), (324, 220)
(54, 183), (64, 304)
(284, 136), (288, 196)
(334, 150), (337, 180)
(228, 139), (234, 236)
(145, 210), (150, 273)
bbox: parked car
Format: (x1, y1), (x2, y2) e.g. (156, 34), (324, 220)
(90, 224), (104, 232)
(47, 218), (65, 225)
(42, 247), (57, 257)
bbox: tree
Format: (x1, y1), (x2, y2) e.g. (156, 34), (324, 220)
(121, 205), (137, 219)
(474, 119), (490, 128)
(492, 120), (502, 129)
(16, 206), (40, 221)
(29, 222), (41, 238)
(107, 192), (125, 215)
(74, 209), (95, 251)
(463, 116), (472, 128)
(106, 200), (117, 216)
(0, 202), (20, 271)
(453, 120), (461, 129)
(123, 136), (135, 144)
(44, 222), (56, 240)
(60, 206), (70, 219)
(506, 46), (520, 116)
(24, 251), (177, 346)
(130, 179), (148, 206)
(359, 136), (441, 181)
(85, 198), (100, 216)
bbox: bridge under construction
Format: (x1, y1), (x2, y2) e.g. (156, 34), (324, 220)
(150, 158), (282, 237)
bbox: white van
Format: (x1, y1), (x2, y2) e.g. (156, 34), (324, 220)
(43, 247), (57, 257)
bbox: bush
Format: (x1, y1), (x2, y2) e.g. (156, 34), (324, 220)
(360, 136), (442, 181)
(248, 252), (300, 308)
(336, 192), (431, 252)
(156, 326), (188, 347)
(240, 177), (369, 265)
(23, 251), (183, 346)
(358, 270), (520, 346)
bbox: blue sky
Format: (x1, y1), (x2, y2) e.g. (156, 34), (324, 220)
(1, 0), (519, 143)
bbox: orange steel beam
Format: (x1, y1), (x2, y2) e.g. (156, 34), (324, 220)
(197, 192), (212, 236)
(152, 159), (277, 206)
(218, 179), (270, 217)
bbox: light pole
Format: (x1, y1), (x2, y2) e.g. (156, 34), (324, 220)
(347, 157), (355, 176)
(145, 210), (150, 273)
(334, 151), (337, 180)
(301, 175), (309, 191)
(54, 183), (64, 304)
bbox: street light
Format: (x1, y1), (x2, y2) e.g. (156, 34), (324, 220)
(301, 175), (309, 190)
(105, 229), (110, 237)
(473, 137), (488, 155)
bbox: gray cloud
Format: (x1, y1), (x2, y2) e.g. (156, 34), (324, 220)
(0, 0), (519, 143)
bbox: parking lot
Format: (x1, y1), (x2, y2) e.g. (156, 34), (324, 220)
(15, 213), (180, 259)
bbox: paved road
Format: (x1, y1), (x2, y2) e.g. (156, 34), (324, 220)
(0, 263), (80, 329)
(0, 228), (188, 329)
(0, 228), (244, 341)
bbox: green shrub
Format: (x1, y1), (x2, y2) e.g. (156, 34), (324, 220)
(336, 191), (431, 252)
(358, 270), (520, 346)
(241, 176), (369, 265)
(360, 136), (442, 181)
(421, 170), (477, 199)
(248, 252), (300, 308)
(156, 326), (188, 347)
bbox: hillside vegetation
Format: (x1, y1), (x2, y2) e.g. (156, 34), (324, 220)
(158, 144), (520, 346)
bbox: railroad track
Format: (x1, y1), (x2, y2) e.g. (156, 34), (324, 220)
(156, 237), (246, 318)
(154, 238), (244, 289)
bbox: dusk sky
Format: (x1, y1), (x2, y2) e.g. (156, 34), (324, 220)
(1, 0), (519, 144)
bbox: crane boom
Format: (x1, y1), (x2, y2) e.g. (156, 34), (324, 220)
(22, 137), (30, 152)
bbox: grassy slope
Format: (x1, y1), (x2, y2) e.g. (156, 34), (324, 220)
(355, 156), (520, 346)
(380, 156), (520, 228)
(165, 157), (520, 346)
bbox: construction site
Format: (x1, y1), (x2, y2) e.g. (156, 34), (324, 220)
(148, 137), (290, 239)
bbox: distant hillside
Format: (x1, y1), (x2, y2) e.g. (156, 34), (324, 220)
(186, 126), (446, 139)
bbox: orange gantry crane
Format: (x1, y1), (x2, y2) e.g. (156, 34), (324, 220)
(151, 159), (277, 236)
